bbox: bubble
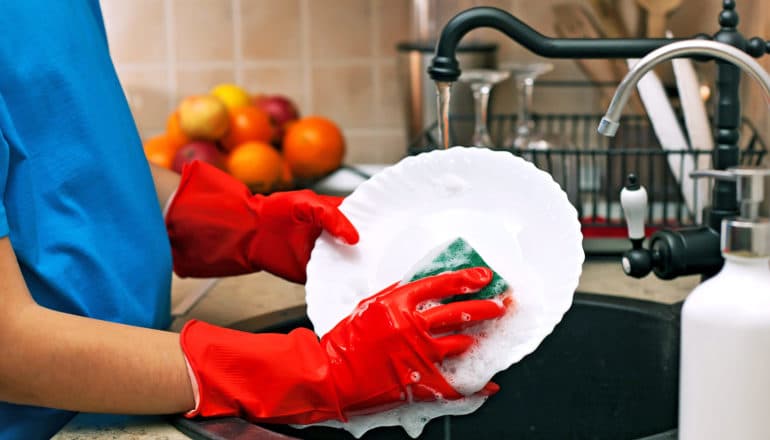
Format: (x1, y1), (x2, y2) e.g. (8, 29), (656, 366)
(409, 371), (421, 383)
(461, 312), (471, 322)
(295, 396), (488, 438)
(416, 300), (438, 312)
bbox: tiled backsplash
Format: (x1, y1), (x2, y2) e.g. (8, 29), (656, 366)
(103, 0), (768, 165)
(103, 0), (418, 164)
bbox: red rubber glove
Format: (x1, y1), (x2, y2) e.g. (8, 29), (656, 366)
(180, 268), (506, 425)
(165, 161), (359, 283)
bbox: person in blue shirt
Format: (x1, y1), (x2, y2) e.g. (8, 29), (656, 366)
(0, 1), (505, 438)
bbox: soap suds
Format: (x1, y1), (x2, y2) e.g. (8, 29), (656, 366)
(296, 237), (544, 438)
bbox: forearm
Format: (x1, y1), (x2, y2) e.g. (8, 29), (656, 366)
(149, 163), (181, 212)
(0, 238), (194, 414)
(0, 303), (195, 414)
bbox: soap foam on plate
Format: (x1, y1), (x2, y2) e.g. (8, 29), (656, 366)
(295, 237), (546, 438)
(302, 148), (584, 438)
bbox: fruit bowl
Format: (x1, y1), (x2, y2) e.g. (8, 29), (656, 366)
(142, 83), (347, 195)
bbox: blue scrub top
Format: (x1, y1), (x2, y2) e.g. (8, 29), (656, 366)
(0, 1), (173, 437)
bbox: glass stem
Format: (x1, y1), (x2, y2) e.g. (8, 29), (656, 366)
(472, 83), (492, 144)
(516, 76), (535, 139)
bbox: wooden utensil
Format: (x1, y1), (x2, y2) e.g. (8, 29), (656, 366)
(588, 0), (631, 38)
(553, 3), (644, 113)
(635, 0), (683, 37)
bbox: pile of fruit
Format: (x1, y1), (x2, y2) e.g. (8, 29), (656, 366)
(143, 83), (345, 193)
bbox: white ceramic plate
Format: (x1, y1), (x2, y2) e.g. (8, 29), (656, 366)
(303, 146), (584, 436)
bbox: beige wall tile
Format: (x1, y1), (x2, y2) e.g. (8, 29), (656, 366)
(174, 0), (234, 62)
(434, 0), (478, 33)
(241, 0), (301, 60)
(312, 64), (375, 129)
(464, 0), (518, 60)
(241, 65), (307, 111)
(375, 62), (405, 129)
(345, 132), (407, 164)
(100, 0), (167, 64)
(309, 0), (373, 59)
(115, 67), (171, 139)
(176, 67), (238, 103)
(375, 0), (410, 57)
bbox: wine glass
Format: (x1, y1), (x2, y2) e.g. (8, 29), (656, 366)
(502, 61), (580, 207)
(502, 62), (554, 149)
(458, 69), (510, 147)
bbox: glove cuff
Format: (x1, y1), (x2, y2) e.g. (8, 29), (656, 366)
(181, 351), (201, 417)
(179, 319), (346, 424)
(162, 188), (178, 220)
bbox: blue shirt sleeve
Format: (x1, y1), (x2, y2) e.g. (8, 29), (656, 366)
(0, 128), (8, 238)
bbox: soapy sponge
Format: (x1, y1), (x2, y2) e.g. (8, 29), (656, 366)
(404, 237), (509, 302)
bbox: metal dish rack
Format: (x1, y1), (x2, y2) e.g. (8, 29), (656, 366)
(408, 111), (767, 238)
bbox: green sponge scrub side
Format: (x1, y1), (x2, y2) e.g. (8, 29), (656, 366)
(407, 237), (509, 303)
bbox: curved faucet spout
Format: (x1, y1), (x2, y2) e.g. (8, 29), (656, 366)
(427, 7), (674, 83)
(598, 40), (770, 137)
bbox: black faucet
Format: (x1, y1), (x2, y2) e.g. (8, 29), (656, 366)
(427, 7), (671, 82)
(427, 0), (769, 280)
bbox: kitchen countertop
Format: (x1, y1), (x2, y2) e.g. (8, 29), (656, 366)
(53, 256), (700, 439)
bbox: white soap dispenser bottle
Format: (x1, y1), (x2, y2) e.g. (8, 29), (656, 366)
(679, 167), (770, 440)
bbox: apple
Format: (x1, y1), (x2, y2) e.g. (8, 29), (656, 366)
(178, 95), (230, 141)
(210, 83), (251, 111)
(253, 95), (299, 140)
(172, 141), (224, 173)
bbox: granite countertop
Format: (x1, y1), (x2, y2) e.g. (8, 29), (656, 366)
(53, 257), (700, 439)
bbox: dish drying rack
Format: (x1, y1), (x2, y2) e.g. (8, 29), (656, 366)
(408, 106), (767, 238)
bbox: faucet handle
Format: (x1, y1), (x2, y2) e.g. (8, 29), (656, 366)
(620, 174), (648, 243)
(620, 174), (654, 278)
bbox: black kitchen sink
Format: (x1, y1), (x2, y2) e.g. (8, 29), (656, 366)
(174, 292), (682, 440)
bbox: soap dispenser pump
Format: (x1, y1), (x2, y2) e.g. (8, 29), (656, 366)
(679, 167), (770, 440)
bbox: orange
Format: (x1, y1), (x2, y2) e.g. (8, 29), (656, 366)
(143, 134), (179, 169)
(282, 116), (345, 180)
(220, 106), (274, 152)
(225, 141), (283, 194)
(166, 111), (190, 150)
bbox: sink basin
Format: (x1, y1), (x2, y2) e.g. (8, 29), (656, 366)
(174, 292), (681, 440)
